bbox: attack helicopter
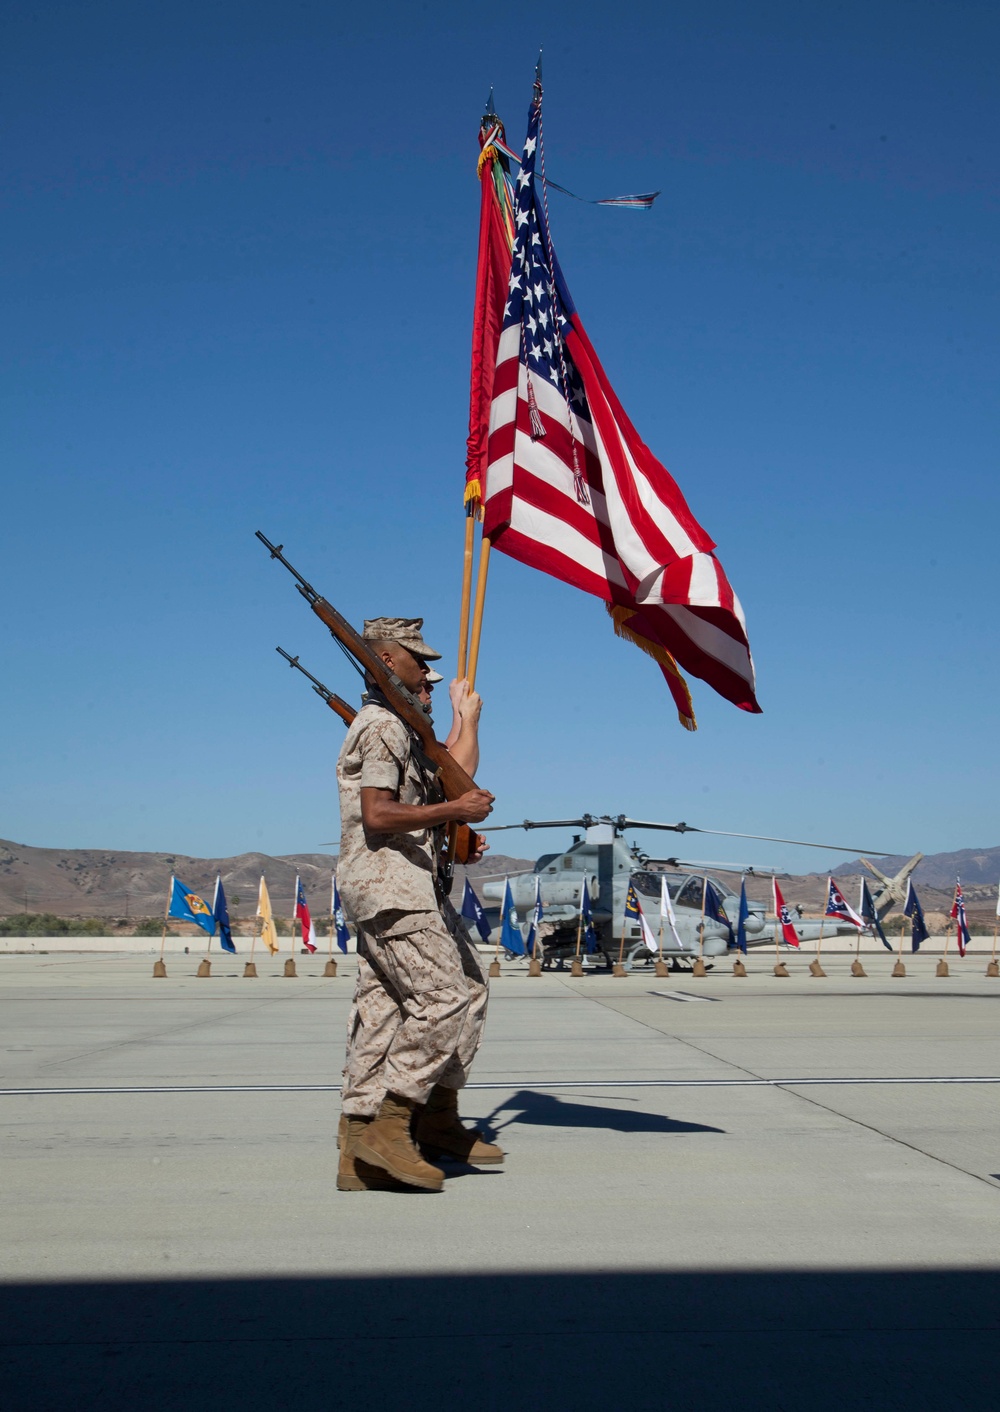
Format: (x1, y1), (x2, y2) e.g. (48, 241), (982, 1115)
(474, 814), (900, 971)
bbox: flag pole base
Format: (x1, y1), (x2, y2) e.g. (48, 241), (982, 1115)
(850, 959), (867, 977)
(808, 960), (826, 978)
(284, 958), (298, 978)
(611, 962), (626, 978)
(152, 960), (167, 979)
(196, 959), (211, 978)
(527, 958), (543, 977)
(571, 959), (584, 977)
(323, 958), (338, 977)
(690, 957), (707, 978)
(488, 959), (502, 978)
(654, 960), (669, 978)
(986, 960), (999, 978)
(243, 962), (258, 978)
(892, 960), (906, 978)
(732, 958), (747, 977)
(773, 962), (789, 978)
(935, 959), (949, 977)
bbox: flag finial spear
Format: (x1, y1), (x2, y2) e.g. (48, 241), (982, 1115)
(483, 86), (496, 119)
(535, 49), (543, 89)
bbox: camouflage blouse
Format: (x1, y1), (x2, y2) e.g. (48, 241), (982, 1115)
(335, 702), (443, 930)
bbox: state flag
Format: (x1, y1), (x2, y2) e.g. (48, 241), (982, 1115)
(212, 875), (236, 954)
(256, 875), (280, 955)
(461, 878), (492, 942)
(525, 876), (544, 957)
(773, 879), (801, 948)
(904, 879), (929, 952)
(735, 877), (750, 956)
(660, 876), (684, 951)
(500, 878), (526, 957)
(825, 878), (864, 931)
(859, 878), (890, 951)
(950, 880), (971, 957)
(581, 877), (598, 954)
(294, 876), (317, 953)
(167, 876), (216, 936)
(703, 879), (734, 945)
(331, 875), (351, 953)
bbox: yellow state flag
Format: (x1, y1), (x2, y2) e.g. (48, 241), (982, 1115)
(257, 875), (280, 955)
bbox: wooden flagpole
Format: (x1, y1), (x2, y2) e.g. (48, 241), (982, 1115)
(988, 910), (999, 977)
(571, 890), (585, 977)
(772, 881), (788, 977)
(892, 915), (906, 977)
(154, 879), (170, 978)
(613, 900), (627, 978)
(465, 535), (492, 690)
(457, 509), (478, 679)
(244, 916), (259, 978)
(691, 877), (707, 977)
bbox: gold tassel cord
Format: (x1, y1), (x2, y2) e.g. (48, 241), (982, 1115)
(608, 604), (697, 731)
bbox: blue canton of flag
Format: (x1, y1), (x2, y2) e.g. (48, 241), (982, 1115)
(167, 876), (216, 936)
(580, 878), (598, 954)
(735, 878), (750, 955)
(624, 882), (641, 922)
(500, 879), (527, 957)
(859, 879), (890, 951)
(461, 879), (492, 943)
(904, 880), (929, 952)
(212, 875), (236, 954)
(332, 876), (350, 953)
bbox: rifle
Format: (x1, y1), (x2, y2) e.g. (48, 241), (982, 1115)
(256, 532), (482, 808)
(274, 644), (485, 866)
(276, 647), (357, 728)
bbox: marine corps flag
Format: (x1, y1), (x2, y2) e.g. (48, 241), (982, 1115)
(256, 875), (280, 955)
(483, 68), (759, 728)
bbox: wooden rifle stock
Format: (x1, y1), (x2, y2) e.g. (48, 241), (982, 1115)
(306, 595), (478, 800)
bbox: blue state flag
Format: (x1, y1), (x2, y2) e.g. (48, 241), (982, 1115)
(332, 876), (351, 953)
(580, 879), (598, 954)
(704, 880), (734, 945)
(735, 878), (750, 955)
(525, 878), (544, 957)
(904, 880), (929, 952)
(168, 876), (216, 936)
(860, 879), (890, 951)
(461, 879), (492, 942)
(212, 875), (236, 953)
(500, 879), (526, 957)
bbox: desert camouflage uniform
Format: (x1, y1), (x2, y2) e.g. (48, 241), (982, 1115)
(337, 700), (488, 1116)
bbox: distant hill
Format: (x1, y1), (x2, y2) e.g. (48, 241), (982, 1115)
(0, 839), (534, 922)
(809, 846), (1000, 891)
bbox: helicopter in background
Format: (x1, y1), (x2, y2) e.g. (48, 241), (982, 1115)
(475, 814), (899, 970)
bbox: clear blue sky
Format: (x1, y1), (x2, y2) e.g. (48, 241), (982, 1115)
(2, 0), (997, 874)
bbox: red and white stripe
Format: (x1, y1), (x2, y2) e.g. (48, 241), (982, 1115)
(484, 316), (760, 714)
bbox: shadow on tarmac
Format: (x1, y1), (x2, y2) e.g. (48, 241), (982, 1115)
(3, 1268), (998, 1411)
(478, 1088), (724, 1137)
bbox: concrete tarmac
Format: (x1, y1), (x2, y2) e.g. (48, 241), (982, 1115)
(2, 952), (999, 1410)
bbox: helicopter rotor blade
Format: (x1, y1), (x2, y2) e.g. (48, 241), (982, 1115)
(644, 858), (790, 877)
(619, 819), (892, 855)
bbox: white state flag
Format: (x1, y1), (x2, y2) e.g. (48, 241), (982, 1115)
(660, 876), (684, 948)
(638, 900), (659, 954)
(996, 879), (1000, 919)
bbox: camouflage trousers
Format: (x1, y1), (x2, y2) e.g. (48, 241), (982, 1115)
(341, 903), (489, 1116)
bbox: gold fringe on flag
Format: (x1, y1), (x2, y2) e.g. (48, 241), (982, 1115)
(464, 477), (482, 511)
(608, 604), (697, 731)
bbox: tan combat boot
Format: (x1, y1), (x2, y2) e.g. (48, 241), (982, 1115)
(354, 1093), (445, 1191)
(337, 1115), (409, 1192)
(415, 1084), (505, 1165)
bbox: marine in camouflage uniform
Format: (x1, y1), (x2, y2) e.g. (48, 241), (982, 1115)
(336, 617), (500, 1192)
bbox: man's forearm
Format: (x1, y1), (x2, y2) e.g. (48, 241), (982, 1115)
(360, 789), (470, 835)
(448, 719), (480, 777)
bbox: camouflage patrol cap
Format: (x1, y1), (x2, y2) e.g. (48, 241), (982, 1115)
(362, 616), (442, 661)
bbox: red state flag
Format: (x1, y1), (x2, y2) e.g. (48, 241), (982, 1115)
(772, 879), (801, 949)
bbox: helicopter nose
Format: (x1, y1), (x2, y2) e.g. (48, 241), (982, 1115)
(481, 881), (504, 902)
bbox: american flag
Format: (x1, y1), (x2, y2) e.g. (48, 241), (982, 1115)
(483, 74), (760, 728)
